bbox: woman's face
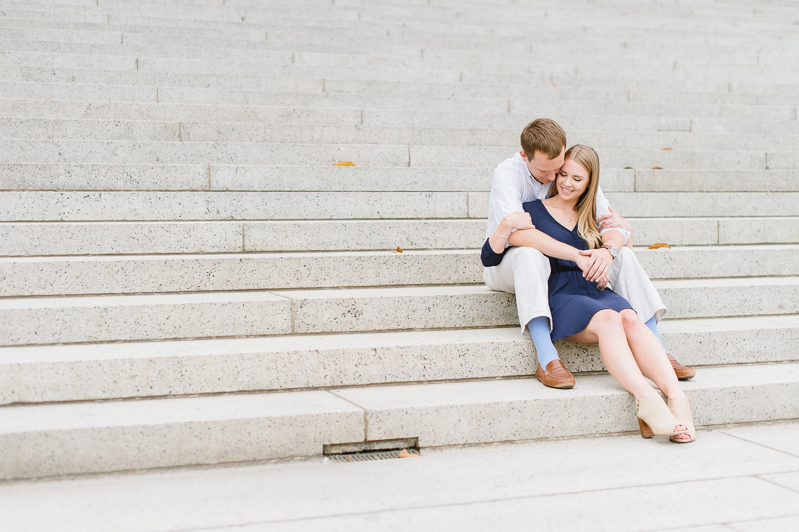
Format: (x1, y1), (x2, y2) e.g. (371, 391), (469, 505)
(556, 158), (590, 202)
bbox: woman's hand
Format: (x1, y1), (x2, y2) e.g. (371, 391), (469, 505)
(503, 211), (534, 231)
(597, 206), (631, 233)
(578, 248), (613, 289)
(489, 212), (535, 254)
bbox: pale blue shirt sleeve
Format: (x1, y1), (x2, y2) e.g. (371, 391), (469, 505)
(595, 185), (630, 245)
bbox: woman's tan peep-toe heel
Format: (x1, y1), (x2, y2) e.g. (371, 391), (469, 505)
(668, 398), (696, 443)
(636, 396), (688, 439)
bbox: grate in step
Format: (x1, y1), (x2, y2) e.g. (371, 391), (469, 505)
(323, 437), (420, 462)
(325, 448), (421, 463)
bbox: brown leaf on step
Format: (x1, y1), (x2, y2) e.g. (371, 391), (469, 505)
(398, 449), (419, 458)
(662, 147), (673, 151)
(393, 247), (403, 253)
(651, 166), (663, 170)
(333, 161), (356, 166)
(648, 243), (671, 249)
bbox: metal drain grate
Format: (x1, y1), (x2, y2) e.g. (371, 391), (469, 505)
(326, 448), (420, 463)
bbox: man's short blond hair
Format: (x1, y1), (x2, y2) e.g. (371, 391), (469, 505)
(520, 118), (566, 160)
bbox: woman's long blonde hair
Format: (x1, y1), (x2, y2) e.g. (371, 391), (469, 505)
(548, 144), (603, 249)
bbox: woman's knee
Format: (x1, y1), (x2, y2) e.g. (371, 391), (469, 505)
(620, 309), (643, 331)
(593, 309), (623, 330)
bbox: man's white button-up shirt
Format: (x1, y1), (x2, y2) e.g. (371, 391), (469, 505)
(485, 152), (630, 245)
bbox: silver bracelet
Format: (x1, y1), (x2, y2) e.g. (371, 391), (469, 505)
(494, 219), (513, 239)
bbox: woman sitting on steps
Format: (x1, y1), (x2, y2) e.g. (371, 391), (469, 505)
(486, 145), (695, 442)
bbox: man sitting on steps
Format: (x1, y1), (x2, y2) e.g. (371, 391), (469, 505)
(481, 118), (695, 389)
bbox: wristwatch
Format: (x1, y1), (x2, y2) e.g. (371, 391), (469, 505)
(601, 244), (618, 259)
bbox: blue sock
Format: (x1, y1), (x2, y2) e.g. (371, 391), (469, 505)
(644, 316), (666, 349)
(528, 317), (560, 368)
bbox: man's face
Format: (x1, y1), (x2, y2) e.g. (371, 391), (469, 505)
(521, 148), (566, 184)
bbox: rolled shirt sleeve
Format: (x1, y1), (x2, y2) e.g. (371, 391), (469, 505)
(481, 238), (509, 267)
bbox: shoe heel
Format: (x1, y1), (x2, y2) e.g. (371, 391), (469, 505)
(638, 418), (654, 439)
(636, 396), (686, 437)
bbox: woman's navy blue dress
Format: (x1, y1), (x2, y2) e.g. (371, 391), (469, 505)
(523, 200), (632, 340)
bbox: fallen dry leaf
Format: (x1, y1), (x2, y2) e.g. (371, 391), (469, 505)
(648, 243), (671, 249)
(393, 247), (403, 253)
(333, 161), (356, 166)
(398, 449), (419, 458)
(662, 147), (673, 151)
(651, 166), (663, 170)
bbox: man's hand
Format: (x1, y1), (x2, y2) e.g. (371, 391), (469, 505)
(597, 206), (632, 232)
(578, 248), (613, 290)
(503, 211), (534, 231)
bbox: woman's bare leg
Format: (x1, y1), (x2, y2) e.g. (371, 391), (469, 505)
(619, 310), (691, 441)
(569, 309), (686, 436)
(619, 310), (687, 401)
(568, 309), (657, 399)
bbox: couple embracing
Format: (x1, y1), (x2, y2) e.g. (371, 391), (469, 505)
(481, 119), (696, 443)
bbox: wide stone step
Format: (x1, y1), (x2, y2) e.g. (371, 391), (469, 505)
(0, 99), (364, 124)
(421, 145), (773, 170)
(6, 164), (793, 194)
(6, 119), (797, 152)
(632, 170), (799, 192)
(0, 7), (779, 37)
(0, 191), (469, 220)
(0, 139), (412, 165)
(0, 99), (704, 135)
(3, 11), (794, 49)
(3, 21), (793, 65)
(10, 32), (792, 77)
(0, 278), (796, 346)
(5, 43), (798, 102)
(148, 90), (793, 121)
(13, 0), (787, 29)
(2, 316), (797, 405)
(370, 111), (798, 134)
(2, 217), (797, 257)
(2, 245), (799, 297)
(0, 140), (776, 169)
(2, 361), (797, 479)
(13, 13), (785, 59)
(0, 164), (503, 192)
(0, 250), (485, 296)
(3, 191), (799, 221)
(1, 98), (777, 138)
(5, 64), (793, 99)
(7, 26), (794, 66)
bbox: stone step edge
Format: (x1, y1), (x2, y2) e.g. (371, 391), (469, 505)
(0, 166), (797, 194)
(4, 246), (799, 298)
(2, 243), (797, 261)
(0, 280), (797, 346)
(4, 78), (799, 105)
(1, 316), (797, 406)
(1, 276), (796, 304)
(1, 361), (797, 480)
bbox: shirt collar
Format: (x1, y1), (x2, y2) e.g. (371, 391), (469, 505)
(527, 168), (546, 190)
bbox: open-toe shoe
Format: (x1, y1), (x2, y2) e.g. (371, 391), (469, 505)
(636, 395), (688, 439)
(668, 397), (696, 443)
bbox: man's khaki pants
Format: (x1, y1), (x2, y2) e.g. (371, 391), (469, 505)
(483, 247), (666, 338)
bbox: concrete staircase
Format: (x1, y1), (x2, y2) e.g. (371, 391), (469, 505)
(2, 0), (798, 480)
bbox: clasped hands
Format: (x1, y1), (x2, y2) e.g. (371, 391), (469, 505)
(576, 248), (612, 290)
(506, 211), (612, 290)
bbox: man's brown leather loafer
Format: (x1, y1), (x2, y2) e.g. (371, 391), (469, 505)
(667, 353), (696, 380)
(535, 359), (576, 389)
